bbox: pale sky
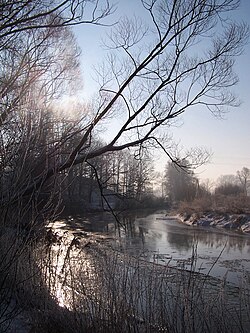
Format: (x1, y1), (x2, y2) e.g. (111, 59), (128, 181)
(73, 0), (250, 184)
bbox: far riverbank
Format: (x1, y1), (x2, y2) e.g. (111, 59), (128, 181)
(177, 212), (250, 234)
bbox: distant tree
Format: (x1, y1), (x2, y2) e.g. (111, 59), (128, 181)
(214, 183), (243, 196)
(198, 179), (214, 197)
(217, 174), (239, 186)
(215, 174), (245, 196)
(237, 167), (250, 195)
(62, 145), (155, 209)
(164, 160), (197, 203)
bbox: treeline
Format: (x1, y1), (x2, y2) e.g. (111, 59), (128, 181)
(163, 161), (250, 214)
(62, 148), (166, 212)
(59, 155), (250, 214)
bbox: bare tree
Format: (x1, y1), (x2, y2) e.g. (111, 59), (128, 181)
(217, 174), (239, 186)
(237, 167), (250, 195)
(0, 0), (113, 40)
(59, 0), (248, 164)
(164, 160), (197, 202)
(215, 174), (243, 196)
(0, 22), (83, 214)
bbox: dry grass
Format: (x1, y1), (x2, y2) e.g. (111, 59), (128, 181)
(178, 195), (250, 216)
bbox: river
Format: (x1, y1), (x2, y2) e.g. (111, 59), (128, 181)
(73, 210), (250, 286)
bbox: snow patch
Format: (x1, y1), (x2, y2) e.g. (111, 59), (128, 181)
(178, 213), (250, 234)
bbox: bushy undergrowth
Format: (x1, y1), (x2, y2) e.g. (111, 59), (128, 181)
(0, 230), (250, 332)
(178, 194), (250, 215)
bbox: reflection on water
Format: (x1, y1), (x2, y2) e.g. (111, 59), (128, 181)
(45, 220), (98, 309)
(106, 211), (250, 286)
(47, 210), (250, 299)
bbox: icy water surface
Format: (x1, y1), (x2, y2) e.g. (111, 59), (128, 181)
(51, 210), (250, 286)
(70, 210), (250, 286)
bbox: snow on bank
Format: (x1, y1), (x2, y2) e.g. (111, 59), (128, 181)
(177, 213), (250, 234)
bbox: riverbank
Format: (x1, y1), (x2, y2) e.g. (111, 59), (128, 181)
(177, 212), (250, 234)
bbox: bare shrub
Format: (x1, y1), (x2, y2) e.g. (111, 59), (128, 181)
(178, 197), (213, 215)
(178, 194), (250, 216)
(212, 195), (250, 214)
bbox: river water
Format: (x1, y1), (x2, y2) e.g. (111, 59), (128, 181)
(44, 210), (250, 332)
(78, 210), (250, 286)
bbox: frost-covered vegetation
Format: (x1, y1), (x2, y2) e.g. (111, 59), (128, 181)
(176, 190), (250, 233)
(164, 162), (250, 232)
